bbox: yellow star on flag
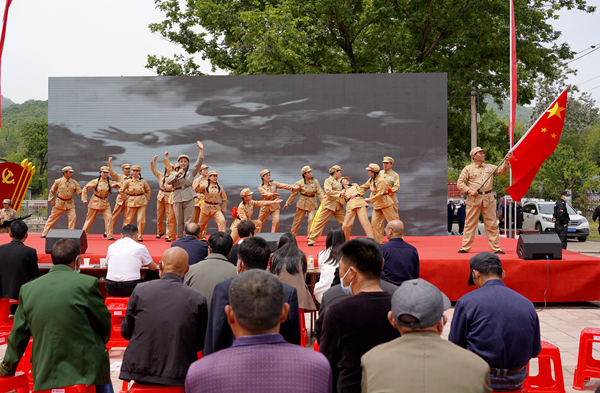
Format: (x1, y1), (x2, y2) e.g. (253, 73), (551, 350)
(541, 128), (547, 133)
(551, 133), (557, 139)
(546, 103), (566, 119)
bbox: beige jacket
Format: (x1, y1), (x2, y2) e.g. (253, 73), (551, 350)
(82, 178), (116, 210)
(322, 176), (346, 212)
(457, 161), (510, 208)
(165, 153), (204, 203)
(259, 181), (294, 212)
(119, 178), (151, 207)
(199, 182), (227, 214)
(383, 169), (400, 204)
(108, 161), (130, 207)
(193, 176), (208, 207)
(360, 174), (392, 210)
(235, 200), (272, 222)
(344, 185), (367, 210)
(150, 160), (175, 203)
(48, 177), (82, 210)
(0, 208), (17, 223)
(286, 178), (324, 211)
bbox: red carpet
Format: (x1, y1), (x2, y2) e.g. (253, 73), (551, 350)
(7, 234), (600, 303)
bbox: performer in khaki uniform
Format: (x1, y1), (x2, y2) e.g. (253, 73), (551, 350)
(307, 165), (347, 246)
(360, 163), (398, 244)
(256, 169), (299, 233)
(0, 199), (17, 234)
(108, 158), (131, 233)
(230, 188), (282, 243)
(457, 147), (511, 254)
(340, 176), (374, 241)
(284, 166), (324, 237)
(119, 166), (151, 241)
(82, 166), (119, 240)
(192, 165), (209, 224)
(382, 156), (400, 216)
(197, 170), (228, 233)
(41, 166), (82, 238)
(151, 156), (176, 242)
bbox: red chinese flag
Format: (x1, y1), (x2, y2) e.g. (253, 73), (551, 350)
(0, 0), (14, 126)
(506, 88), (568, 202)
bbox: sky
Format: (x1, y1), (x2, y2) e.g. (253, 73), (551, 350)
(0, 0), (598, 105)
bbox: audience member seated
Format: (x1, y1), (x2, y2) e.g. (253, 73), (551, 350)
(203, 236), (300, 355)
(171, 223), (208, 265)
(361, 278), (491, 393)
(381, 220), (419, 285)
(120, 247), (208, 386)
(227, 220), (255, 266)
(314, 227), (345, 304)
(449, 252), (541, 392)
(270, 233), (316, 312)
(319, 237), (400, 393)
(0, 239), (113, 393)
(106, 224), (157, 297)
(0, 221), (38, 316)
(185, 270), (332, 393)
(185, 231), (236, 307)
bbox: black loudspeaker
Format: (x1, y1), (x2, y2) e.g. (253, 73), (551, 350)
(255, 232), (285, 253)
(516, 233), (562, 260)
(45, 229), (88, 254)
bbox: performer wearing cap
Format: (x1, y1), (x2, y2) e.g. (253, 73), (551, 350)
(151, 155), (176, 242)
(41, 166), (82, 238)
(553, 190), (571, 249)
(192, 165), (209, 223)
(108, 157), (132, 233)
(197, 170), (228, 233)
(165, 141), (204, 239)
(230, 188), (283, 243)
(307, 165), (346, 246)
(256, 169), (299, 233)
(359, 163), (398, 244)
(82, 166), (119, 240)
(340, 176), (374, 241)
(382, 156), (400, 216)
(284, 166), (324, 237)
(0, 199), (17, 234)
(457, 147), (511, 254)
(119, 166), (151, 241)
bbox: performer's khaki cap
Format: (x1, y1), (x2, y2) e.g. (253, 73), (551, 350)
(341, 176), (350, 183)
(208, 170), (218, 176)
(100, 166), (110, 172)
(469, 147), (487, 157)
(301, 166), (313, 174)
(366, 163), (380, 172)
(260, 169), (271, 177)
(121, 164), (131, 170)
(131, 165), (142, 171)
(200, 164), (209, 171)
(240, 188), (253, 197)
(2, 199), (10, 204)
(177, 154), (190, 162)
(62, 166), (74, 172)
(329, 165), (343, 173)
(382, 156), (394, 164)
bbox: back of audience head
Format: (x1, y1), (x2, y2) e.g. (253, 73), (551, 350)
(323, 226), (345, 265)
(160, 247), (190, 278)
(270, 233), (306, 276)
(468, 252), (505, 288)
(185, 223), (201, 238)
(207, 231), (233, 256)
(339, 237), (383, 280)
(237, 236), (271, 272)
(237, 220), (256, 238)
(51, 238), (81, 267)
(10, 220), (28, 241)
(385, 219), (404, 239)
(226, 269), (288, 336)
(276, 232), (295, 249)
(122, 224), (138, 239)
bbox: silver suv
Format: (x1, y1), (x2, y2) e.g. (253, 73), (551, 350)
(522, 201), (589, 242)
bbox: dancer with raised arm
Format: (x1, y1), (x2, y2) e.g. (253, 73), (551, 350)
(107, 158), (131, 234)
(151, 155), (176, 242)
(119, 166), (151, 242)
(197, 170), (228, 234)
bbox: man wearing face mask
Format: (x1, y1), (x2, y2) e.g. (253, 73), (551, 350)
(319, 237), (400, 393)
(553, 190), (571, 249)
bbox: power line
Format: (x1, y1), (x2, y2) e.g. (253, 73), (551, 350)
(567, 46), (600, 64)
(587, 84), (600, 92)
(575, 42), (600, 55)
(576, 74), (600, 86)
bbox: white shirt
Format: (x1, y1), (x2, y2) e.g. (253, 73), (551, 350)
(314, 248), (337, 303)
(106, 237), (153, 281)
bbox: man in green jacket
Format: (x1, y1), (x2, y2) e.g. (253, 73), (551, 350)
(0, 238), (112, 392)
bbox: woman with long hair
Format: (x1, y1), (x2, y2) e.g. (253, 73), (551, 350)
(313, 227), (345, 303)
(82, 166), (119, 240)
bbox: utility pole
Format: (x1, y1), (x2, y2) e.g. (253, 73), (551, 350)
(471, 87), (477, 155)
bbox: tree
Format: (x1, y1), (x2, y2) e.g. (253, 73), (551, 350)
(21, 121), (48, 175)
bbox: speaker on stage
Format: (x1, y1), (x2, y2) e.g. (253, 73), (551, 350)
(255, 232), (285, 253)
(516, 233), (562, 260)
(45, 229), (88, 254)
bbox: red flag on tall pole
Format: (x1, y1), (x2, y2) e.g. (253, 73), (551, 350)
(509, 0), (517, 147)
(506, 88), (569, 202)
(0, 0), (13, 127)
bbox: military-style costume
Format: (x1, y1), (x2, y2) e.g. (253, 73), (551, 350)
(341, 179), (374, 241)
(230, 189), (274, 243)
(119, 166), (151, 241)
(359, 164), (398, 244)
(82, 167), (118, 240)
(197, 171), (228, 234)
(382, 156), (400, 217)
(457, 147), (510, 253)
(285, 166), (324, 237)
(0, 200), (17, 234)
(307, 166), (347, 245)
(150, 159), (176, 241)
(192, 165), (209, 240)
(108, 161), (131, 232)
(256, 169), (296, 233)
(42, 167), (83, 237)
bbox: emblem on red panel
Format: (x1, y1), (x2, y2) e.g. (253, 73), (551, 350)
(0, 160), (36, 212)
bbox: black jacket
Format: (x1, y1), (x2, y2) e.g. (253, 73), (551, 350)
(553, 199), (570, 226)
(0, 240), (38, 299)
(592, 205), (600, 223)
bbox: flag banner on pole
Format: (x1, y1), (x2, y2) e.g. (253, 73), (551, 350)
(0, 0), (13, 126)
(509, 0), (517, 147)
(506, 88), (568, 202)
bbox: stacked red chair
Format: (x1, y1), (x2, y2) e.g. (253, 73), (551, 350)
(573, 327), (600, 390)
(524, 341), (565, 393)
(127, 383), (184, 393)
(104, 297), (130, 350)
(15, 338), (33, 391)
(0, 298), (18, 344)
(299, 308), (308, 347)
(0, 373), (29, 393)
(36, 385), (95, 393)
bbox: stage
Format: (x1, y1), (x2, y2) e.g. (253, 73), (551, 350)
(7, 233), (600, 303)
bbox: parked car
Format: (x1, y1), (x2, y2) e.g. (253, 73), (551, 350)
(522, 201), (589, 242)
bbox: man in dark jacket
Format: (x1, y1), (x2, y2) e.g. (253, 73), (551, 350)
(171, 223), (208, 265)
(120, 247), (208, 386)
(553, 191), (571, 249)
(592, 204), (600, 236)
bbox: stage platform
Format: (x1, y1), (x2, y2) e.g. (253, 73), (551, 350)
(6, 233), (600, 303)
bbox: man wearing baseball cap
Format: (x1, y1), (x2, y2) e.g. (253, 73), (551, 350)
(449, 252), (541, 391)
(457, 147), (512, 254)
(361, 279), (491, 392)
(41, 166), (83, 238)
(553, 190), (571, 249)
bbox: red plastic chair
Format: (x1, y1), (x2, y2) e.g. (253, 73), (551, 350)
(105, 297), (130, 350)
(524, 341), (565, 393)
(313, 340), (319, 351)
(36, 385), (95, 393)
(0, 298), (18, 335)
(299, 308), (308, 347)
(15, 338), (33, 391)
(128, 382), (184, 393)
(573, 327), (600, 390)
(0, 373), (29, 393)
